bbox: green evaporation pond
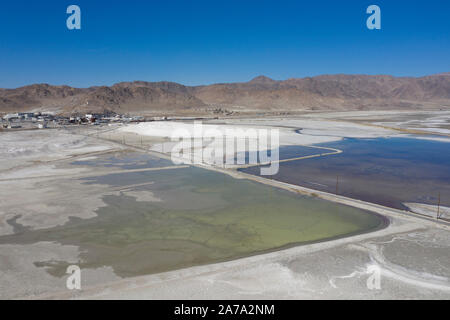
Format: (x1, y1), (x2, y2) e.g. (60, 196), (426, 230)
(0, 166), (385, 278)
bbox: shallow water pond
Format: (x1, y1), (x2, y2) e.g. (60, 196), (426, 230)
(0, 164), (385, 278)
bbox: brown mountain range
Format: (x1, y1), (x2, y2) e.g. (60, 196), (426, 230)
(1, 73), (449, 116)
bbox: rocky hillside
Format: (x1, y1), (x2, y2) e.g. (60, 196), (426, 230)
(1, 73), (449, 115)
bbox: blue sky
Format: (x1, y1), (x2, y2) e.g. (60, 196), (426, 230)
(0, 0), (449, 88)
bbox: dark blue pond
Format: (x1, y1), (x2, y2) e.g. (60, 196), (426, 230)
(240, 137), (450, 210)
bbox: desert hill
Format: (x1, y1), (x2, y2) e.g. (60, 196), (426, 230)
(1, 73), (449, 115)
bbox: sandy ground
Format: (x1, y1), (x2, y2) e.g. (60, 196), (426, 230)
(295, 110), (450, 138)
(404, 203), (450, 220)
(119, 116), (402, 146)
(0, 111), (449, 299)
(115, 116), (404, 168)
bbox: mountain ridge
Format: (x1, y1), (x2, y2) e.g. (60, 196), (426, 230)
(1, 73), (449, 115)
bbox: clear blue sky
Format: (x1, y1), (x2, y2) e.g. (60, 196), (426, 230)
(0, 0), (449, 88)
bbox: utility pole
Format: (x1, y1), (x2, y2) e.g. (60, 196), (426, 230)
(437, 192), (441, 220)
(336, 175), (339, 195)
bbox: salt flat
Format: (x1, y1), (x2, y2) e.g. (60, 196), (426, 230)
(0, 111), (449, 300)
